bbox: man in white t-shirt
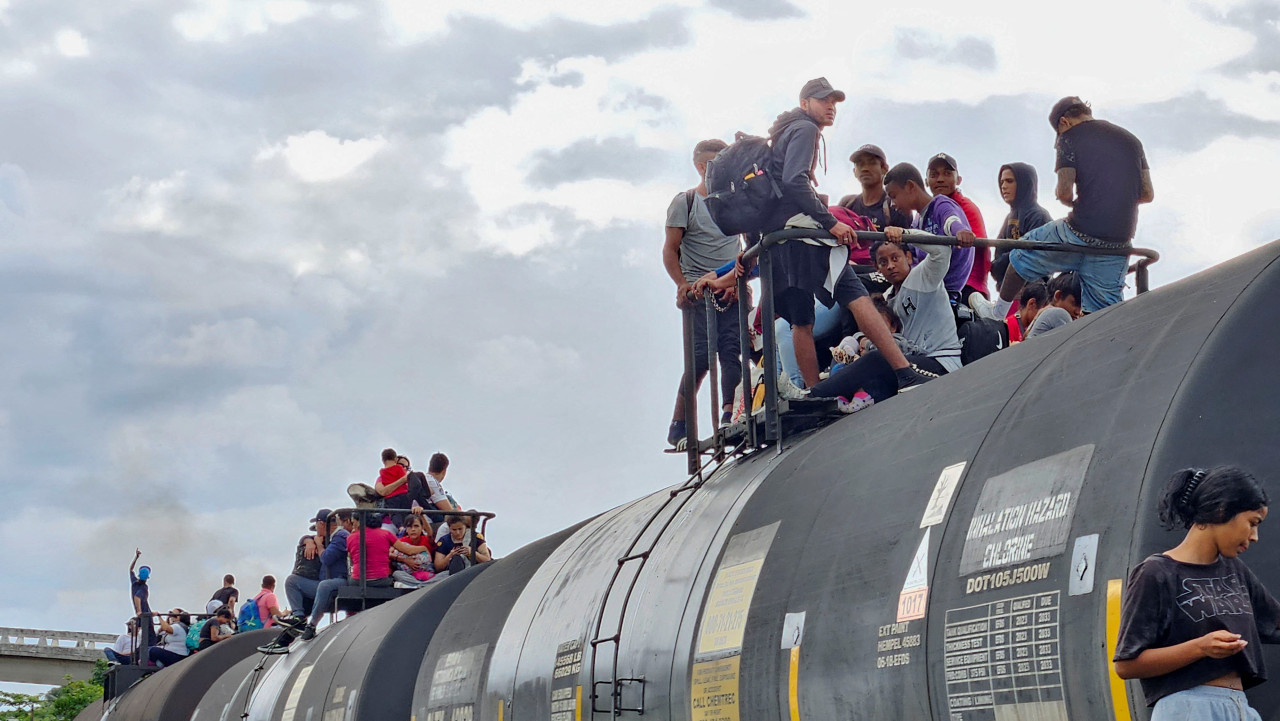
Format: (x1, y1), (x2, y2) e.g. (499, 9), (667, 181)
(104, 619), (136, 664)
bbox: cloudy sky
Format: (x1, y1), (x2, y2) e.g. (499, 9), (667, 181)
(2, 0), (1279, 684)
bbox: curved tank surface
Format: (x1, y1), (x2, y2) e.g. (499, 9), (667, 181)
(85, 239), (1280, 721)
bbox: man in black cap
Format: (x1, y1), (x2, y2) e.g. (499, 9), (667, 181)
(747, 78), (931, 391)
(972, 96), (1153, 318)
(839, 144), (913, 232)
(282, 508), (331, 621)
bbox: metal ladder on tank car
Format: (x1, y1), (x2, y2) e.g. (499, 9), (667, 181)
(586, 441), (747, 717)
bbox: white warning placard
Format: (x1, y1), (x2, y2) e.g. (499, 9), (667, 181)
(921, 462), (966, 528)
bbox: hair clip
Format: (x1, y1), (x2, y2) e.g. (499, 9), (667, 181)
(1180, 469), (1207, 507)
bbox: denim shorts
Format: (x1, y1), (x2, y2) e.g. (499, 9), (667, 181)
(1151, 685), (1262, 721)
(1007, 218), (1128, 313)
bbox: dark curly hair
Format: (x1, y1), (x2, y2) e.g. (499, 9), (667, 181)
(1158, 465), (1268, 530)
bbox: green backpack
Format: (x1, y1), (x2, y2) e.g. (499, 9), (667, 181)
(185, 619), (208, 652)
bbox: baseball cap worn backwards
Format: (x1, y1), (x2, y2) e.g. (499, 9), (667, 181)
(800, 77), (846, 102)
(1049, 96), (1089, 128)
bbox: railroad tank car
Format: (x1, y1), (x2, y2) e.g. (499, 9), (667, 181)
(93, 239), (1280, 721)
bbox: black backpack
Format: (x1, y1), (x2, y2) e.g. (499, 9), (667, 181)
(957, 317), (1010, 366)
(704, 132), (782, 236)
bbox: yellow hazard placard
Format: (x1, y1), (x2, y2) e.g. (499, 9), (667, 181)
(690, 656), (740, 721)
(697, 559), (764, 655)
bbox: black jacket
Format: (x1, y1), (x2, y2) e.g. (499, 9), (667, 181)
(765, 108), (838, 232)
(996, 162), (1052, 240)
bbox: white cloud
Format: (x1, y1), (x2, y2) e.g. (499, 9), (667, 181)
(1139, 136), (1280, 277)
(1207, 71), (1280, 122)
(53, 29), (89, 58)
(174, 0), (320, 42)
(104, 172), (189, 234)
(136, 318), (292, 368)
(257, 130), (388, 183)
(380, 0), (681, 41)
(2, 58), (36, 76)
(467, 335), (583, 386)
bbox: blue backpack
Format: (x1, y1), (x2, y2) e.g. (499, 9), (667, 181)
(704, 132), (782, 236)
(237, 593), (265, 632)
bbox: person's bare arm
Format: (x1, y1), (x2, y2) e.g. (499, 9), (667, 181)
(664, 226), (692, 308)
(130, 548), (140, 573)
(375, 474), (409, 497)
(1055, 168), (1076, 207)
(433, 550), (452, 572)
(1114, 630), (1246, 679)
(474, 543), (492, 564)
(394, 540), (432, 555)
(1138, 169), (1154, 204)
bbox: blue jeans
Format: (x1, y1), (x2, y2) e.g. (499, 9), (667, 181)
(284, 574), (319, 617)
(103, 649), (130, 664)
(308, 578), (347, 625)
(1007, 218), (1128, 313)
(776, 300), (848, 388)
(1151, 685), (1261, 720)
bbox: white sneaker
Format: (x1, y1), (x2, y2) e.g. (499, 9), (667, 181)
(777, 372), (809, 401)
(968, 293), (1000, 321)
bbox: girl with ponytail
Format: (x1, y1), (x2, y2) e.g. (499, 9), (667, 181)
(1114, 466), (1280, 719)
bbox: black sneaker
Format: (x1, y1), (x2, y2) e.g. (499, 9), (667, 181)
(895, 365), (939, 393)
(299, 623), (316, 642)
(667, 420), (686, 447)
(257, 642), (290, 655)
(276, 615), (306, 632)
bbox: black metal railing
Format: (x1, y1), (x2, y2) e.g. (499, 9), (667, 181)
(677, 229), (1160, 457)
(335, 507), (495, 607)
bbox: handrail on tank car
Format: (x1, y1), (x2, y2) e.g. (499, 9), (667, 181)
(124, 610), (224, 666)
(678, 228), (1160, 455)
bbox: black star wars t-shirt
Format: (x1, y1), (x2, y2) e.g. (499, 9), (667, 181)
(1114, 553), (1280, 706)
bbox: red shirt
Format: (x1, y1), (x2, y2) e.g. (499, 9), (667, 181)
(950, 190), (990, 296)
(348, 527), (397, 580)
(377, 465), (408, 497)
(1006, 313), (1023, 344)
(398, 532), (436, 554)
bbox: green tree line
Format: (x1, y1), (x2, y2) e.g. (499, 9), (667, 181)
(0, 659), (106, 720)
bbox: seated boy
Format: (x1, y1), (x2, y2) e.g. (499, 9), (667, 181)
(885, 162), (973, 298)
(1025, 272), (1082, 339)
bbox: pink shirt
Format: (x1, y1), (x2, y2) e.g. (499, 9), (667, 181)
(256, 590), (278, 628)
(348, 527), (396, 580)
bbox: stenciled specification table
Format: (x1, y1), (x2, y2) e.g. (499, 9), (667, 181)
(942, 590), (1066, 721)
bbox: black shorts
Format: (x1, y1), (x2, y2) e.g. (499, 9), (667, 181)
(775, 266), (869, 327)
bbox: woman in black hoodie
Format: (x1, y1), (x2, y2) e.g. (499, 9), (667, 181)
(992, 162), (1053, 284)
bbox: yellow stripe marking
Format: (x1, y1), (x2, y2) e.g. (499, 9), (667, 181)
(575, 685), (582, 721)
(1106, 579), (1133, 721)
(788, 645), (801, 721)
(497, 700), (502, 721)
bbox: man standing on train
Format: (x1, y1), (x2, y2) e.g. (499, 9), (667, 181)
(663, 138), (746, 447)
(971, 97), (1154, 318)
(753, 77), (931, 392)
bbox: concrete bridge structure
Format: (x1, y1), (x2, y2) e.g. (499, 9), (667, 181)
(0, 627), (116, 686)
